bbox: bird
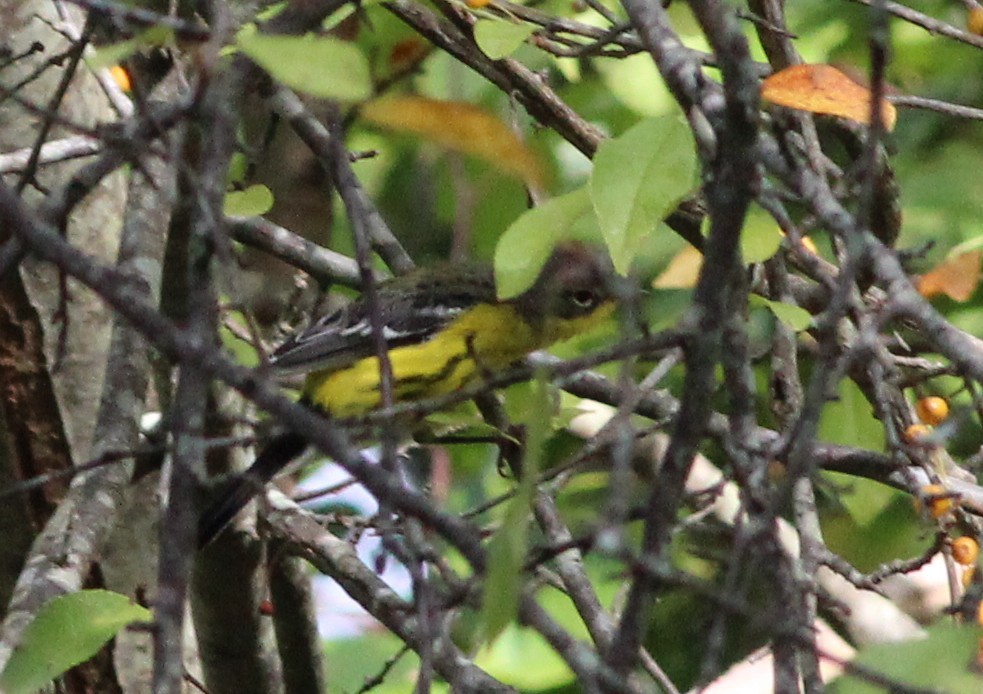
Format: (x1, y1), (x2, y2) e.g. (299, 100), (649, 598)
(197, 241), (618, 547)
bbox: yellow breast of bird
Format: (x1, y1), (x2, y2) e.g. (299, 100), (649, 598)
(303, 301), (614, 418)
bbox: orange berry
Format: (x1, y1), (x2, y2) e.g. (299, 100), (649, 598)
(465, 0), (491, 7)
(109, 65), (132, 92)
(904, 423), (932, 442)
(915, 484), (955, 518)
(953, 537), (980, 566)
(916, 396), (950, 426)
(969, 8), (983, 36)
(963, 566), (976, 589)
(930, 497), (954, 518)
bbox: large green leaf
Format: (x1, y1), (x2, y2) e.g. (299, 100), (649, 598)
(0, 590), (151, 694)
(494, 187), (595, 299)
(589, 115), (697, 274)
(236, 31), (371, 101)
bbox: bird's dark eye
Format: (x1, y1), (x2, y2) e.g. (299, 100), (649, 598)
(568, 289), (598, 309)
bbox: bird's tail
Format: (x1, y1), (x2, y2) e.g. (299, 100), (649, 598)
(197, 431), (309, 548)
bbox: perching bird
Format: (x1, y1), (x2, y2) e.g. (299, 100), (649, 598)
(198, 242), (618, 546)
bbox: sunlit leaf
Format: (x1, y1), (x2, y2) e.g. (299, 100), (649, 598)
(495, 188), (595, 299)
(0, 591), (151, 694)
(236, 32), (371, 101)
(590, 115), (697, 274)
(224, 184), (274, 217)
(361, 96), (546, 187)
(474, 19), (535, 59)
(761, 64), (897, 131)
(916, 250), (982, 302)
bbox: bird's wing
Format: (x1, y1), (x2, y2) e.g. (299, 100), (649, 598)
(268, 263), (496, 375)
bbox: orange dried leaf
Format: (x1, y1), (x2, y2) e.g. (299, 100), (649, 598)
(761, 64), (897, 131)
(361, 96), (546, 188)
(916, 250), (982, 302)
(969, 8), (983, 36)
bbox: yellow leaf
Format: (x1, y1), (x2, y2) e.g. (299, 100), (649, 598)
(761, 64), (897, 131)
(916, 250), (982, 302)
(652, 245), (702, 289)
(361, 96), (546, 188)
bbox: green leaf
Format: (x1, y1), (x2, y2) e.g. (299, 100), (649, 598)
(740, 216), (783, 264)
(494, 188), (595, 299)
(475, 624), (574, 688)
(818, 378), (885, 452)
(0, 590), (151, 694)
(833, 623), (982, 693)
(224, 184), (274, 217)
(767, 301), (812, 331)
(235, 32), (371, 101)
(589, 115), (697, 274)
(323, 630), (422, 692)
(479, 373), (549, 643)
(641, 288), (693, 332)
(594, 53), (675, 117)
(474, 20), (535, 59)
(749, 295), (812, 332)
(421, 411), (509, 441)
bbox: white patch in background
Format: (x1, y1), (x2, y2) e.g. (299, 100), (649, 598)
(295, 452), (413, 639)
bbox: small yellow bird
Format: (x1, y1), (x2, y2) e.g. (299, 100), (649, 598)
(198, 242), (617, 546)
